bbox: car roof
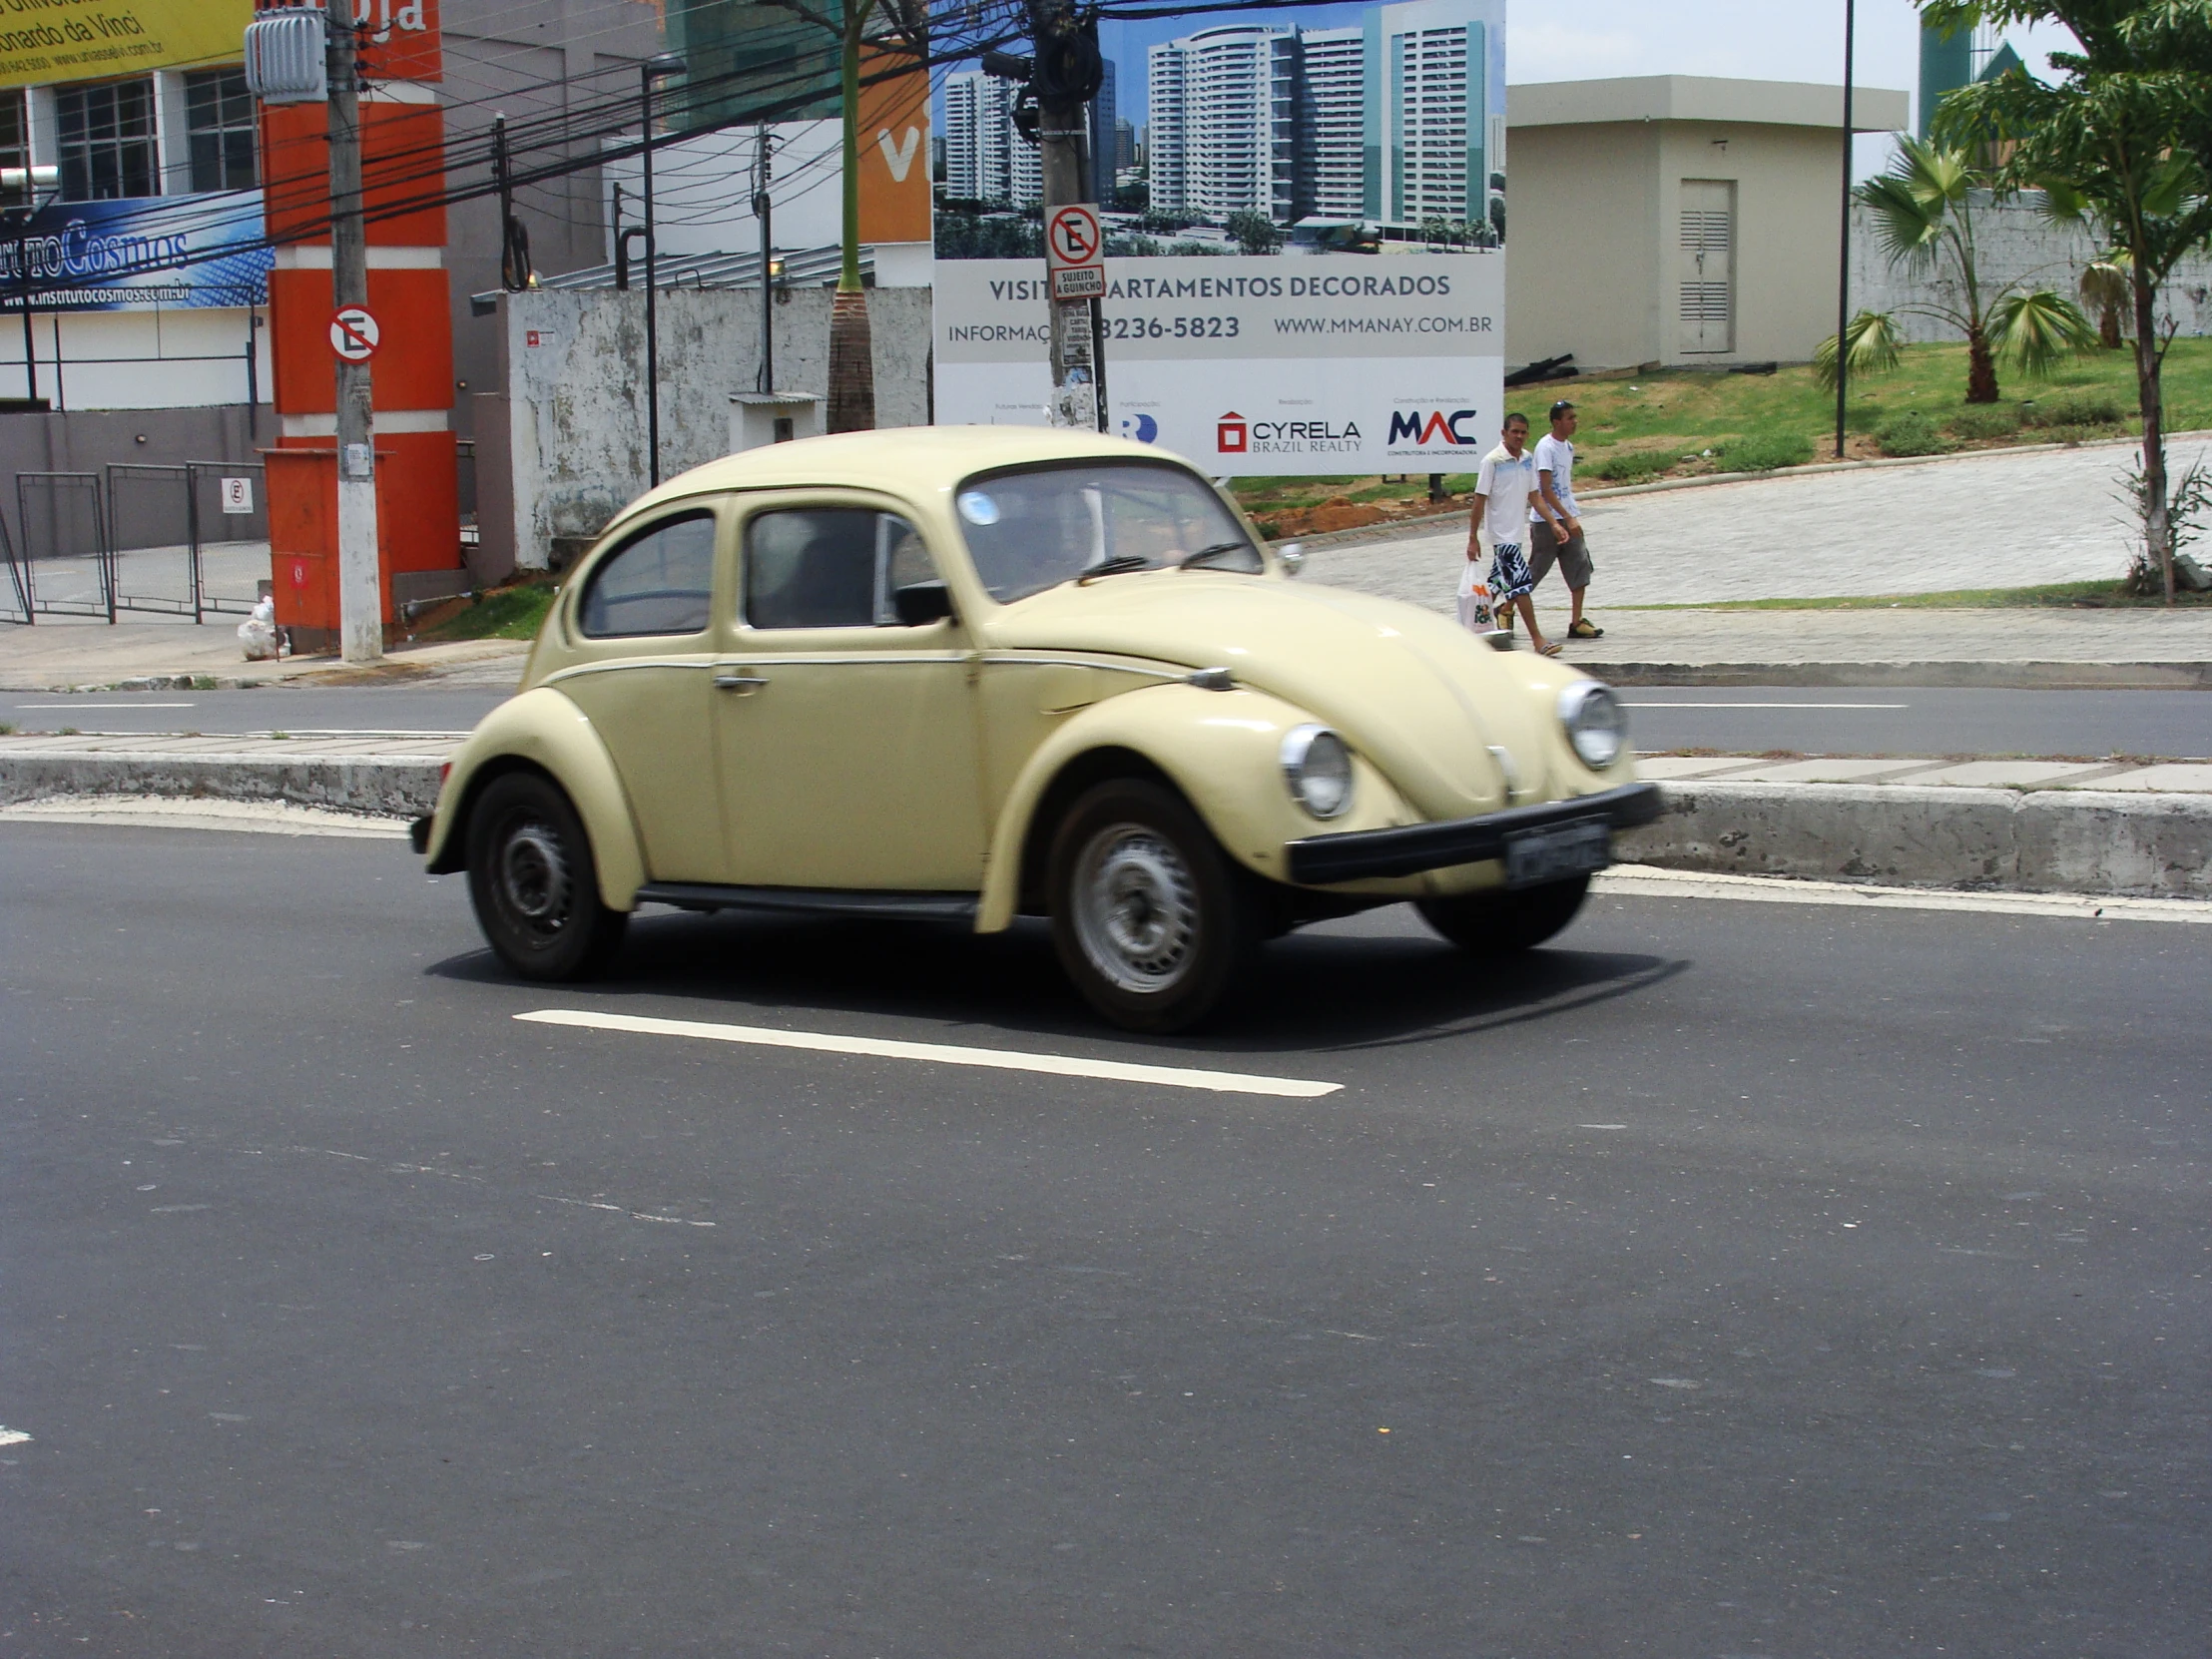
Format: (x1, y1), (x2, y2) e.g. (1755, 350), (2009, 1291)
(625, 425), (1203, 515)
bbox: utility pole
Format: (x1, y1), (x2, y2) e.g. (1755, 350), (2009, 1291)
(1024, 2), (1105, 431)
(327, 7), (380, 664)
(640, 53), (684, 488)
(754, 121), (774, 394)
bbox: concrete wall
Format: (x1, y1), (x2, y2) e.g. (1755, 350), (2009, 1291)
(1851, 195), (2212, 344)
(0, 404), (272, 485)
(1505, 122), (1659, 371)
(491, 284), (933, 573)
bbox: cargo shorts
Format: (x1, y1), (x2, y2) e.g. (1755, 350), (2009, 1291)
(1528, 520), (1595, 589)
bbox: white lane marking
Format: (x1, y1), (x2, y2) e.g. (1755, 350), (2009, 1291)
(516, 1008), (1344, 1099)
(0, 1427), (31, 1447)
(1596, 863), (2212, 924)
(12, 701), (194, 709)
(1623, 701), (1910, 709)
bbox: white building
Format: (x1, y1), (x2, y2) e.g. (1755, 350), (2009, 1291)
(1148, 27), (1299, 222)
(1302, 27), (1367, 222)
(939, 69), (1053, 208)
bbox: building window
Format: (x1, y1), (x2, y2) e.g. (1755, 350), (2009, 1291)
(58, 78), (157, 201)
(187, 68), (258, 192)
(0, 90), (26, 182)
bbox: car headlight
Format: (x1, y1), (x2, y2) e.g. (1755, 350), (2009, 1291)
(1558, 682), (1627, 771)
(1281, 725), (1355, 820)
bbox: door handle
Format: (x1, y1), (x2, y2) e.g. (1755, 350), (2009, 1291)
(714, 674), (768, 691)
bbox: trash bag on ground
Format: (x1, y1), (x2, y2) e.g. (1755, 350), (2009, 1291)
(238, 595), (279, 661)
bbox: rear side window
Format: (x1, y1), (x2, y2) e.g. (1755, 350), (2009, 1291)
(744, 507), (933, 629)
(578, 511), (717, 639)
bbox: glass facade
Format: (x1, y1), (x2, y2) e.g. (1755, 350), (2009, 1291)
(187, 68), (259, 193)
(58, 77), (157, 202)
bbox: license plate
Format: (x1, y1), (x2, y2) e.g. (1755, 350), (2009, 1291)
(1503, 818), (1612, 888)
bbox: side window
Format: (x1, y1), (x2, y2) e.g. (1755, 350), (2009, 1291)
(577, 511), (718, 639)
(745, 508), (936, 630)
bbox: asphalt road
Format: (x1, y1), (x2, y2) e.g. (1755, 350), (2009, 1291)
(3, 823), (2204, 1656)
(7, 683), (2211, 761)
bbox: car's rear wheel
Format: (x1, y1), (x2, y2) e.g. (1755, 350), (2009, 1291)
(1049, 779), (1256, 1033)
(1416, 874), (1590, 956)
(466, 772), (628, 981)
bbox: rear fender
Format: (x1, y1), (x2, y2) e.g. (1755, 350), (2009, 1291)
(976, 683), (1413, 932)
(420, 687), (649, 910)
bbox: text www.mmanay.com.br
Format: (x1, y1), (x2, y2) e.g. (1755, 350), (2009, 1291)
(1275, 315), (1496, 334)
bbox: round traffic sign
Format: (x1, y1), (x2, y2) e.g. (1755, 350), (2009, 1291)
(1047, 204), (1101, 268)
(328, 305), (381, 362)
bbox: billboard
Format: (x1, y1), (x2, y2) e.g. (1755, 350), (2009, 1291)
(934, 254), (1502, 474)
(0, 0), (252, 89)
(931, 0), (1507, 474)
(0, 193), (271, 309)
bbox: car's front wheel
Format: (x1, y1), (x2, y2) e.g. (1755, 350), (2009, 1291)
(466, 771), (629, 981)
(1048, 779), (1256, 1034)
(1416, 874), (1590, 956)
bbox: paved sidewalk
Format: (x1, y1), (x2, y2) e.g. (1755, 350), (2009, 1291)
(0, 619), (529, 691)
(1310, 433), (2211, 607)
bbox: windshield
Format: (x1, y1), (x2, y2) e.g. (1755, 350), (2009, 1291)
(954, 461), (1263, 603)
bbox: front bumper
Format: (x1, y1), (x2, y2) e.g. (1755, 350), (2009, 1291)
(1284, 781), (1662, 885)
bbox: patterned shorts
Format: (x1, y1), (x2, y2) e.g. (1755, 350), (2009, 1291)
(1488, 541), (1533, 604)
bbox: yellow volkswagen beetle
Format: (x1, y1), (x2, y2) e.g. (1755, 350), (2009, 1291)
(414, 427), (1658, 1031)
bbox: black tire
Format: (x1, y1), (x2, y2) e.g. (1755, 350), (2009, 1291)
(466, 771), (629, 981)
(1048, 778), (1257, 1034)
(1415, 874), (1590, 956)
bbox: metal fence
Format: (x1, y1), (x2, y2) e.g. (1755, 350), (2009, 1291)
(13, 471), (112, 621)
(1, 460), (268, 623)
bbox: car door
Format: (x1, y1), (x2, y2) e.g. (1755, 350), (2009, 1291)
(712, 495), (986, 891)
(543, 501), (728, 882)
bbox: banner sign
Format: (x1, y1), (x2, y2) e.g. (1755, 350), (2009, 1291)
(933, 254), (1506, 476)
(0, 192), (272, 309)
(0, 0), (253, 89)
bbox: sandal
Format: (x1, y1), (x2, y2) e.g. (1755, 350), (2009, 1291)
(1537, 641), (1563, 658)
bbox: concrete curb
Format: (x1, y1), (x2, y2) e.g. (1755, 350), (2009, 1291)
(1620, 780), (2212, 899)
(6, 751), (2208, 900)
(0, 752), (442, 819)
(1580, 660), (2212, 691)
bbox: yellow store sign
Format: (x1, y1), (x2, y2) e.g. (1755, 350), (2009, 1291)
(0, 0), (251, 90)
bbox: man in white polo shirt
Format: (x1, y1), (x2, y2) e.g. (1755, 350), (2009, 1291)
(1464, 411), (1566, 657)
(1527, 397), (1602, 640)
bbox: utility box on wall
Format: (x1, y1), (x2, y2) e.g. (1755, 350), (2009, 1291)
(730, 393), (824, 451)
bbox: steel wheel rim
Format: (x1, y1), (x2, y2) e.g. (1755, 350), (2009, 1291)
(1072, 823), (1198, 994)
(496, 814), (572, 938)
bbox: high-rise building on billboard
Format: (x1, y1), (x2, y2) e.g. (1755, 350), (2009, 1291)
(943, 61), (1114, 208)
(1144, 0), (1496, 231)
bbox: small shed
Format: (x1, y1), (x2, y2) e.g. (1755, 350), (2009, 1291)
(1505, 76), (1911, 372)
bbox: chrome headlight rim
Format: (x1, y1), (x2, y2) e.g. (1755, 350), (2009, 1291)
(1280, 723), (1356, 821)
(1557, 681), (1627, 772)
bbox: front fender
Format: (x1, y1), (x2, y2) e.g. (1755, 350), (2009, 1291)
(420, 687), (649, 910)
(976, 682), (1416, 932)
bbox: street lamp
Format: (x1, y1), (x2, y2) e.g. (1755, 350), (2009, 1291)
(1836, 0), (1856, 461)
(641, 51), (685, 487)
(1, 165), (63, 405)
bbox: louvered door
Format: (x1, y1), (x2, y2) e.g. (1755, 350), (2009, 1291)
(1677, 179), (1736, 354)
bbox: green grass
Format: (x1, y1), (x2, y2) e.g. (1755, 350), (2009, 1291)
(1876, 409), (1950, 456)
(1226, 335), (2203, 519)
(1617, 579), (2212, 611)
(416, 580), (557, 642)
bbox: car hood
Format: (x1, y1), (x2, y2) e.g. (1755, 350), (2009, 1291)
(985, 572), (1571, 819)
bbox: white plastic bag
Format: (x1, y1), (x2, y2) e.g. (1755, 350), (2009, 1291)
(238, 594), (279, 661)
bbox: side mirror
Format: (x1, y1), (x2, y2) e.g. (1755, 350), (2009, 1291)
(893, 579), (954, 626)
(1277, 541), (1306, 577)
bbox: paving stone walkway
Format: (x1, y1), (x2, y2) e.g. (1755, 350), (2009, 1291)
(1307, 432), (2212, 611)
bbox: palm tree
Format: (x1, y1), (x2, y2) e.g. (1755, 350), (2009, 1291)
(760, 0), (928, 433)
(2078, 251), (2130, 349)
(1852, 133), (2094, 403)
